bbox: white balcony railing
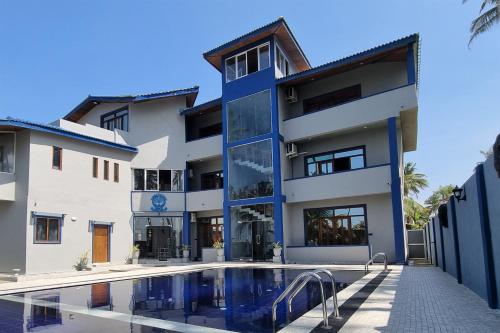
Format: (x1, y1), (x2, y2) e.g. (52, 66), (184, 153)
(283, 84), (417, 142)
(284, 164), (391, 203)
(186, 189), (223, 212)
(184, 134), (222, 161)
(0, 172), (15, 201)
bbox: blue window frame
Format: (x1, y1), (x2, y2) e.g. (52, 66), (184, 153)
(34, 216), (62, 244)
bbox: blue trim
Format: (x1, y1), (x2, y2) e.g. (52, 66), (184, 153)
(1, 119), (137, 153)
(438, 208), (447, 272)
(475, 163), (498, 309)
(182, 211), (190, 246)
(387, 117), (405, 263)
(180, 97), (221, 116)
(406, 42), (416, 85)
(284, 163), (391, 181)
(276, 34), (419, 85)
(283, 83), (414, 122)
(449, 198), (462, 283)
(226, 132), (273, 148)
(279, 134), (284, 142)
(286, 245), (369, 248)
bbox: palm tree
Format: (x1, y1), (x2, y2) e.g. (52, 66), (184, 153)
(464, 0), (499, 45)
(424, 185), (455, 214)
(404, 198), (430, 229)
(403, 162), (429, 197)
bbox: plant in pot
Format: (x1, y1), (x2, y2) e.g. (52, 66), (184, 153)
(73, 251), (89, 271)
(181, 244), (190, 258)
(213, 240), (224, 257)
(272, 242), (282, 257)
(131, 244), (140, 260)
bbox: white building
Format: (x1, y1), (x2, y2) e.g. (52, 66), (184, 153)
(0, 18), (419, 274)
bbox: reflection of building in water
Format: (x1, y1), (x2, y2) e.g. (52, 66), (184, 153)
(26, 295), (62, 331)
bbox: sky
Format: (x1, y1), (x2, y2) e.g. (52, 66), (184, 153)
(0, 0), (499, 201)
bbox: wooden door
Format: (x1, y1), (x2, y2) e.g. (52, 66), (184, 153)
(92, 226), (109, 263)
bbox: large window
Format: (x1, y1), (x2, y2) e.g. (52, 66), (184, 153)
(305, 147), (365, 177)
(101, 107), (129, 131)
(303, 84), (362, 114)
(35, 216), (61, 244)
(133, 169), (184, 192)
(304, 206), (367, 246)
(201, 170), (223, 190)
(227, 90), (272, 142)
(0, 132), (15, 173)
(225, 43), (270, 82)
(228, 139), (273, 200)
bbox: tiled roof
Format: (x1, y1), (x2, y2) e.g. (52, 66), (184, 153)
(0, 117), (138, 152)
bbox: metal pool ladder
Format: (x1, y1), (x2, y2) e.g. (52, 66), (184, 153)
(364, 252), (388, 274)
(272, 269), (339, 330)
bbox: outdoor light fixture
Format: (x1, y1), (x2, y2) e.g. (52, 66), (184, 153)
(452, 186), (466, 201)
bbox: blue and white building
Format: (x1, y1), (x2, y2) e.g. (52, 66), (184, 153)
(0, 18), (419, 274)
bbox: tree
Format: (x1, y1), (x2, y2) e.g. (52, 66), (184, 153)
(404, 198), (430, 229)
(424, 185), (454, 214)
(464, 0), (500, 45)
(403, 162), (429, 197)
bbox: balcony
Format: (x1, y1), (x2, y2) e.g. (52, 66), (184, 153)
(282, 84), (417, 143)
(0, 173), (15, 201)
(186, 189), (223, 212)
(283, 164), (391, 203)
(184, 134), (222, 161)
(131, 191), (185, 213)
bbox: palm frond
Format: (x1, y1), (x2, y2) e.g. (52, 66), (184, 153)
(469, 4), (500, 45)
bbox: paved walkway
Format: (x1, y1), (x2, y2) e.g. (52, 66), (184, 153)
(341, 266), (500, 332)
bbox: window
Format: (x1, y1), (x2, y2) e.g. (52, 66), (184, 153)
(133, 169), (184, 192)
(103, 160), (109, 180)
(305, 147), (365, 177)
(92, 157), (98, 178)
(52, 146), (62, 170)
(227, 90), (272, 142)
(225, 43), (271, 82)
(0, 132), (15, 173)
(35, 217), (61, 243)
(228, 139), (273, 200)
(100, 107), (129, 131)
(275, 45), (290, 76)
(201, 170), (223, 190)
(113, 163), (119, 182)
(134, 169), (145, 190)
(303, 84), (362, 114)
(304, 206), (367, 246)
(198, 216), (224, 248)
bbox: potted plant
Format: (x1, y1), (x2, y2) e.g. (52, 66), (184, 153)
(181, 244), (190, 258)
(73, 251), (89, 271)
(272, 242), (282, 257)
(213, 240), (224, 256)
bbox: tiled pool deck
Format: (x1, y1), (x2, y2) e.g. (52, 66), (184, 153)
(1, 263), (499, 332)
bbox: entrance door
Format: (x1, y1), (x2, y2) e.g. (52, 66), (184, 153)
(252, 222), (265, 261)
(92, 225), (109, 263)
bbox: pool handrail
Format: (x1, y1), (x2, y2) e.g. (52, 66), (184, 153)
(272, 271), (330, 330)
(364, 252), (388, 274)
(287, 268), (339, 318)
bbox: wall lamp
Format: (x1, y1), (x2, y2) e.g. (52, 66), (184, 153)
(452, 186), (466, 202)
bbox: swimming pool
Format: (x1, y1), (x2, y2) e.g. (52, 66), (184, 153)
(0, 268), (364, 333)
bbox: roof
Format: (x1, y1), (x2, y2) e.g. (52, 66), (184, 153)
(0, 118), (138, 153)
(276, 34), (420, 86)
(179, 97), (221, 116)
(64, 86), (199, 122)
(203, 17), (310, 72)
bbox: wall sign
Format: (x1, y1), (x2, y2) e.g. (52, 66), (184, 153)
(151, 193), (167, 212)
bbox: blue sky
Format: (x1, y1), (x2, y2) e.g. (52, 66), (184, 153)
(0, 0), (499, 201)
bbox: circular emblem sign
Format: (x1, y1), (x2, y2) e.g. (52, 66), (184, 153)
(151, 193), (167, 212)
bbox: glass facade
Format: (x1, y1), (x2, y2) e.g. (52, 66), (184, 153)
(133, 217), (183, 259)
(228, 139), (273, 200)
(227, 90), (271, 142)
(230, 204), (274, 260)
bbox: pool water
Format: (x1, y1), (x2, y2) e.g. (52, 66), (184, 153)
(0, 268), (364, 333)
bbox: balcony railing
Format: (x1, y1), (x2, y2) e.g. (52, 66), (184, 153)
(283, 164), (391, 203)
(186, 189), (223, 212)
(282, 84), (417, 142)
(184, 134), (222, 161)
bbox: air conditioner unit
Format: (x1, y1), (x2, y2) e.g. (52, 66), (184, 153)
(190, 213), (197, 223)
(285, 142), (298, 158)
(286, 86), (298, 103)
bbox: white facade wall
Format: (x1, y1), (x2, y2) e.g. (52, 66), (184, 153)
(24, 131), (134, 274)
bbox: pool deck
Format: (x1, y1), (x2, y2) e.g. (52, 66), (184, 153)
(1, 263), (500, 332)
